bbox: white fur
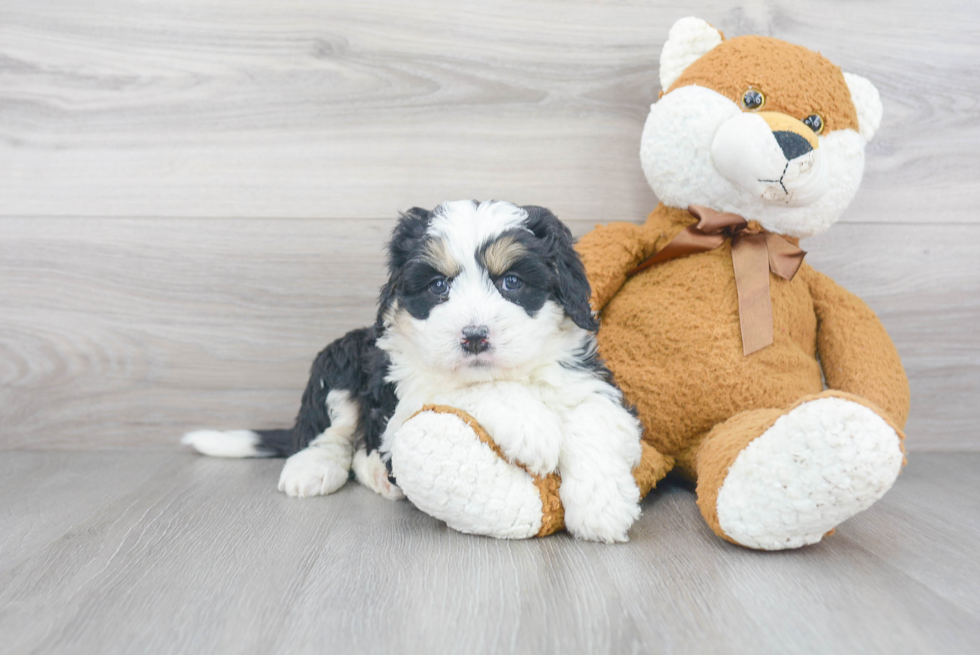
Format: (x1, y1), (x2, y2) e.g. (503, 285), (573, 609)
(427, 199), (530, 266)
(389, 373), (643, 543)
(181, 429), (265, 458)
(381, 338), (643, 543)
(640, 84), (868, 238)
(843, 72), (883, 142)
(430, 381), (565, 477)
(278, 390), (358, 498)
(716, 397), (904, 550)
(377, 200), (645, 542)
(711, 112), (828, 207)
(557, 393), (643, 543)
(659, 17), (723, 91)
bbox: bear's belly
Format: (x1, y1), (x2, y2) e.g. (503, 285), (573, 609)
(597, 245), (823, 459)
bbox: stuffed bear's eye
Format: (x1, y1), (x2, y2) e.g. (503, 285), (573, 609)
(803, 113), (824, 134)
(741, 88), (765, 110)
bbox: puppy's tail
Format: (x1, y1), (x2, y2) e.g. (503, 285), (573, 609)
(181, 428), (296, 458)
(180, 327), (381, 460)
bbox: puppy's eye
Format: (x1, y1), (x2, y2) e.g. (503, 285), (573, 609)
(803, 113), (824, 134)
(429, 278), (449, 295)
(741, 88), (765, 111)
(501, 274), (523, 291)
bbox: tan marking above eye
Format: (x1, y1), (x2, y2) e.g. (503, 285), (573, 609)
(482, 236), (527, 277)
(421, 238), (461, 277)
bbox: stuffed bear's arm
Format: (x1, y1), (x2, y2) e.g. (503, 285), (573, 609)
(575, 219), (672, 313)
(804, 266), (910, 429)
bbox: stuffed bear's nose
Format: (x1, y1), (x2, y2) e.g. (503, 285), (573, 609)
(773, 130), (814, 161)
(460, 325), (490, 354)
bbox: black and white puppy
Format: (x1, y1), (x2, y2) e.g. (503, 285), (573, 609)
(183, 200), (644, 542)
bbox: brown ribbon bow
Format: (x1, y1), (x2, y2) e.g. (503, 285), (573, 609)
(629, 205), (807, 356)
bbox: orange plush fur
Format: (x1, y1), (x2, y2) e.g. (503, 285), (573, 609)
(576, 22), (909, 548)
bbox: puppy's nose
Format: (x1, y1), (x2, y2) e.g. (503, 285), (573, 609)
(773, 130), (813, 160)
(460, 325), (490, 354)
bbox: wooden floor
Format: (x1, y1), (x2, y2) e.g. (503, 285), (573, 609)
(1, 451), (978, 654)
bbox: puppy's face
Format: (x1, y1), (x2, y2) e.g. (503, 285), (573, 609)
(376, 200), (595, 382)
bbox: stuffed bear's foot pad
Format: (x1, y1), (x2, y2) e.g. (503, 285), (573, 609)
(716, 397), (904, 550)
(389, 409), (550, 539)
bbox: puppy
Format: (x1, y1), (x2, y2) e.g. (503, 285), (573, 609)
(183, 200), (644, 542)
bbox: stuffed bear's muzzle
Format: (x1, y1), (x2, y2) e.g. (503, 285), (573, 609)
(711, 111), (828, 207)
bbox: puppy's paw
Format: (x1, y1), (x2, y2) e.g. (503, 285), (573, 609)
(352, 448), (405, 500)
(512, 435), (561, 479)
(560, 474), (641, 544)
(278, 447), (350, 498)
(486, 410), (562, 477)
(374, 470), (405, 501)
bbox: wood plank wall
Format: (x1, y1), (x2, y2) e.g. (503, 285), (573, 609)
(1, 1), (978, 451)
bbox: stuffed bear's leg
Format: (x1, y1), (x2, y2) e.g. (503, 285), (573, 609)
(389, 407), (558, 539)
(695, 391), (906, 550)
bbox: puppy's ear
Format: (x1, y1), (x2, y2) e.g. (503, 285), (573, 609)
(375, 207), (433, 331)
(386, 207), (432, 274)
(522, 206), (599, 332)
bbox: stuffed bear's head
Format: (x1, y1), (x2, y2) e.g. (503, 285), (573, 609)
(640, 17), (883, 238)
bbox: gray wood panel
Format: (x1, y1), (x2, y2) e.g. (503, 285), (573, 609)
(1, 0), (977, 223)
(0, 217), (386, 450)
(1, 451), (978, 654)
(1, 218), (976, 451)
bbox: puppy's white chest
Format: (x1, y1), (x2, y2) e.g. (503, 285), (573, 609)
(429, 381), (556, 417)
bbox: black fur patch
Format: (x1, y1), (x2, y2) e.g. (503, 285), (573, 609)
(375, 207), (435, 330)
(524, 206), (599, 332)
(256, 327), (395, 457)
(397, 260), (451, 320)
(475, 206), (598, 331)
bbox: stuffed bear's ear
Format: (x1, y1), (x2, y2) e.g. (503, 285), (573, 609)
(843, 72), (883, 142)
(659, 17), (724, 92)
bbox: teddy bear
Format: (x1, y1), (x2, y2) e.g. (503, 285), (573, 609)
(389, 18), (909, 549)
(572, 17), (910, 549)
